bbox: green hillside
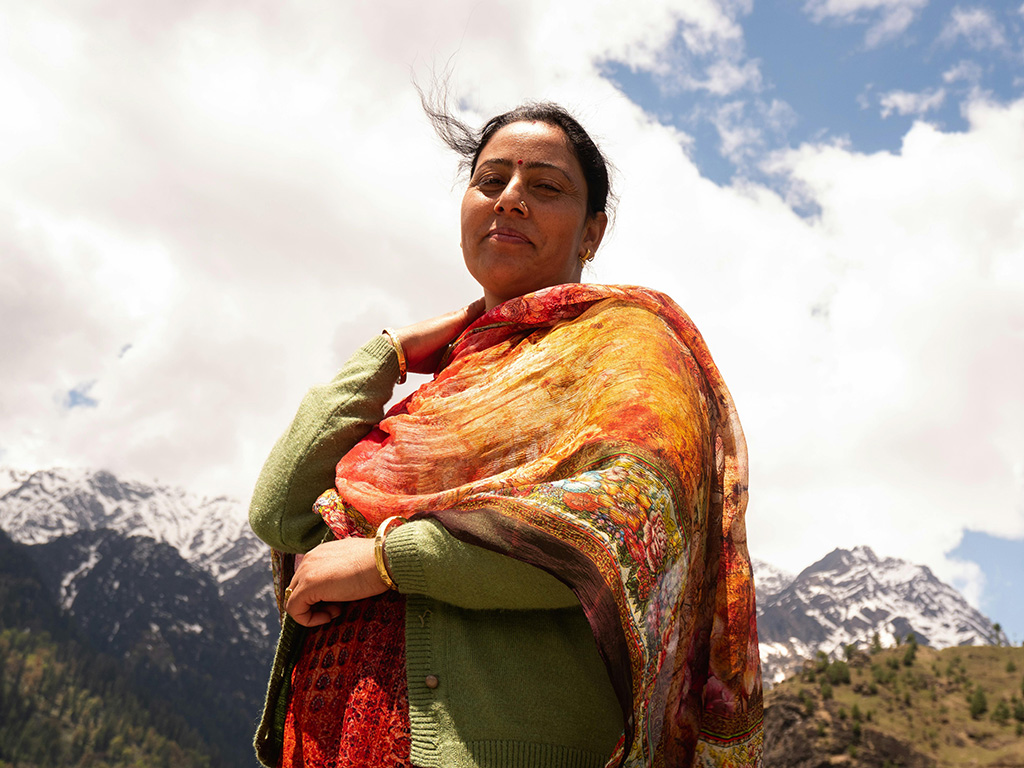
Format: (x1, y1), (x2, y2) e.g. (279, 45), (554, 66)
(765, 640), (1024, 767)
(0, 627), (214, 768)
(0, 529), (239, 768)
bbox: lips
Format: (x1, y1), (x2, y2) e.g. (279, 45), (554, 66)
(487, 227), (532, 245)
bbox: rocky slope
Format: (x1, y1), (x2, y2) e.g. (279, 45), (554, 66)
(756, 546), (1005, 684)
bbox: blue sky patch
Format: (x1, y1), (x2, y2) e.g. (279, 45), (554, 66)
(64, 381), (99, 409)
(949, 530), (1024, 642)
(605, 0), (1024, 189)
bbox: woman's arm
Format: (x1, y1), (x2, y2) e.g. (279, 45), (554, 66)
(250, 299), (486, 554)
(385, 518), (580, 610)
(249, 336), (400, 554)
(284, 517), (581, 627)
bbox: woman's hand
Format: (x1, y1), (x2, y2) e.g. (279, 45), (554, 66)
(284, 538), (387, 627)
(395, 297), (486, 374)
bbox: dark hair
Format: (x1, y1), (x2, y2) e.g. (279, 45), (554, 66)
(421, 94), (614, 220)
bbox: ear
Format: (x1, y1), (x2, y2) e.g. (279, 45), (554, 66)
(580, 211), (608, 257)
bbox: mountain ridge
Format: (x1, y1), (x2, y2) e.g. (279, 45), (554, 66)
(0, 466), (259, 583)
(0, 526), (246, 767)
(1, 466), (1008, 692)
(755, 545), (1005, 684)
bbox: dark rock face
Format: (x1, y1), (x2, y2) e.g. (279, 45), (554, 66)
(0, 468), (282, 767)
(14, 527), (275, 768)
(763, 691), (936, 768)
(0, 528), (67, 634)
(763, 691), (833, 768)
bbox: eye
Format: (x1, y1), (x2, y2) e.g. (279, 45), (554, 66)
(534, 181), (562, 195)
(476, 175), (506, 189)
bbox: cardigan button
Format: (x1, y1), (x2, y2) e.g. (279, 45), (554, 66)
(424, 674), (439, 689)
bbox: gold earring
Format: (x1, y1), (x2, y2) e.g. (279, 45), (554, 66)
(578, 248), (594, 267)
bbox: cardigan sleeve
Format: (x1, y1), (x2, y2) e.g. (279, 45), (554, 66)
(248, 335), (400, 554)
(385, 519), (580, 610)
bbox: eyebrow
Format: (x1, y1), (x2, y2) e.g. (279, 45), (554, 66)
(477, 158), (573, 178)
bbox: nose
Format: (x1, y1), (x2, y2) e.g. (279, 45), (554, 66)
(493, 179), (528, 217)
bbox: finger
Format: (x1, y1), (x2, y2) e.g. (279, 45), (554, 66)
(303, 602), (342, 628)
(283, 578), (311, 623)
(283, 578), (299, 613)
(464, 296), (486, 321)
(289, 594), (342, 627)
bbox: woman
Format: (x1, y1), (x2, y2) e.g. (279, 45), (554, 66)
(250, 102), (763, 768)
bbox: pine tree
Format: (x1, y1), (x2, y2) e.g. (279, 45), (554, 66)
(826, 660), (851, 685)
(870, 632), (882, 654)
(993, 698), (1010, 725)
(902, 642), (917, 667)
(970, 687), (988, 719)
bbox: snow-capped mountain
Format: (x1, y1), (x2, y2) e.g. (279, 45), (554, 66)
(2, 467), (1008, 694)
(752, 558), (795, 597)
(1, 525), (267, 767)
(0, 467), (263, 583)
(756, 545), (1005, 684)
(0, 466), (277, 645)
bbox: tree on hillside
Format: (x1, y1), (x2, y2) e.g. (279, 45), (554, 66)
(870, 632), (882, 654)
(993, 698), (1010, 725)
(826, 660), (851, 685)
(902, 634), (918, 666)
(970, 687), (988, 719)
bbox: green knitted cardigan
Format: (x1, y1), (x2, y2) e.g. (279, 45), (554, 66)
(250, 336), (621, 768)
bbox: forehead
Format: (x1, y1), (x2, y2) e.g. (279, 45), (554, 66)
(477, 121), (583, 177)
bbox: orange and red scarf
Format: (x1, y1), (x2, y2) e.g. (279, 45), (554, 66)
(320, 283), (762, 767)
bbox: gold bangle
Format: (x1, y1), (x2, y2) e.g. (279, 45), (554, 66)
(381, 328), (407, 384)
(374, 515), (405, 590)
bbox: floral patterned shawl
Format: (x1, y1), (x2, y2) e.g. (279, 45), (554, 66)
(322, 284), (762, 767)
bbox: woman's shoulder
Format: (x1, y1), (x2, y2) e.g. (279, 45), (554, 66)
(572, 284), (697, 339)
(563, 285), (722, 392)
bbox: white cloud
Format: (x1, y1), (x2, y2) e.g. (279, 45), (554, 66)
(0, 0), (761, 495)
(713, 101), (763, 162)
(1, 1), (1022, 605)
(586, 0), (761, 97)
(938, 6), (1008, 50)
(863, 4), (917, 47)
(879, 87), (947, 117)
(802, 0), (929, 48)
(710, 98), (797, 164)
(688, 57), (763, 95)
(756, 95), (1024, 583)
(942, 60), (984, 83)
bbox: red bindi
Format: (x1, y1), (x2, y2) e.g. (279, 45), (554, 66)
(517, 159), (523, 165)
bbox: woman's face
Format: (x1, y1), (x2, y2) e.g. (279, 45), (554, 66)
(460, 121), (607, 310)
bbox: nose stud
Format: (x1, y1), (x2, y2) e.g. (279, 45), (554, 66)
(495, 199), (529, 216)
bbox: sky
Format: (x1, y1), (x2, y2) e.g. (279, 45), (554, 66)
(2, 0), (1022, 639)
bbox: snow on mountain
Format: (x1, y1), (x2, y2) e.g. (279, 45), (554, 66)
(753, 558), (795, 598)
(17, 527), (271, 763)
(0, 467), (264, 583)
(756, 545), (1005, 684)
(3, 467), (1007, 689)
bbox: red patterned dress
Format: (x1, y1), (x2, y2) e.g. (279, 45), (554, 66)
(278, 591), (411, 768)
